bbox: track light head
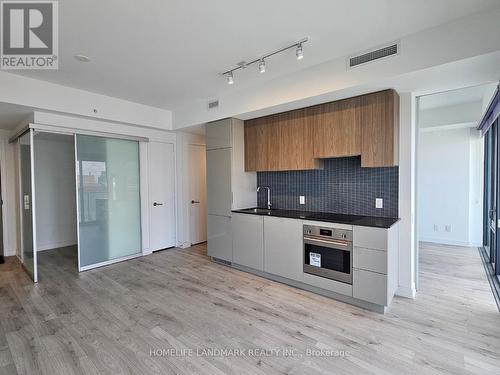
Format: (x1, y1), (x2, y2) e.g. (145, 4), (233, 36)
(227, 72), (234, 85)
(296, 44), (304, 60)
(258, 59), (266, 73)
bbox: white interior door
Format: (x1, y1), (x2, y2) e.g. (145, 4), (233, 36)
(19, 130), (38, 282)
(189, 144), (207, 245)
(149, 141), (176, 251)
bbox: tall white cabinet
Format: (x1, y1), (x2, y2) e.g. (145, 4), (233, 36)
(206, 119), (257, 262)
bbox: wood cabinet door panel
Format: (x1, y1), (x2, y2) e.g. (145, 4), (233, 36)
(278, 109), (316, 171)
(360, 90), (399, 167)
(244, 122), (257, 171)
(244, 117), (281, 171)
(313, 98), (361, 158)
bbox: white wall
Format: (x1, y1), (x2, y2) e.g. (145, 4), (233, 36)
(398, 93), (417, 298)
(34, 134), (77, 251)
(419, 101), (482, 129)
(469, 130), (484, 246)
(418, 128), (483, 246)
(0, 71), (172, 130)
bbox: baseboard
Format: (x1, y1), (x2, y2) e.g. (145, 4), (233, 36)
(419, 238), (480, 247)
(37, 241), (77, 252)
(2, 248), (18, 257)
(396, 283), (417, 299)
(177, 241), (191, 249)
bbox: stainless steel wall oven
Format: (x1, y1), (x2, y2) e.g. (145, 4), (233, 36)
(303, 225), (353, 284)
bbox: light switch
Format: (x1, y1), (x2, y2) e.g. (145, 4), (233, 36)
(375, 198), (383, 209)
(299, 196), (306, 205)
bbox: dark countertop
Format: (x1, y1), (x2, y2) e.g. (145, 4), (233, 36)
(232, 208), (400, 229)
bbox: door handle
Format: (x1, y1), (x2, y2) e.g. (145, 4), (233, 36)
(191, 200), (200, 204)
(153, 202), (164, 207)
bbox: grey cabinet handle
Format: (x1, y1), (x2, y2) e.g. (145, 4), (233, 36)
(153, 202), (164, 207)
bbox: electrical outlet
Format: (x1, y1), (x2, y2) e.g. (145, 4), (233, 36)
(445, 225), (452, 233)
(434, 224), (439, 232)
(299, 196), (306, 205)
(375, 198), (383, 209)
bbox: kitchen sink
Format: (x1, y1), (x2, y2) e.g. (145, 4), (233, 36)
(239, 207), (275, 215)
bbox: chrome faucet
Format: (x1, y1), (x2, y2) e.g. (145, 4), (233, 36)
(257, 186), (272, 210)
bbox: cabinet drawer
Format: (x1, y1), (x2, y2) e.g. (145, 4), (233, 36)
(353, 226), (388, 251)
(353, 268), (388, 306)
(353, 247), (387, 274)
(303, 273), (352, 296)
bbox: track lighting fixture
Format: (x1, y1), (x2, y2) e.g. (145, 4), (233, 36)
(296, 44), (304, 60)
(221, 37), (308, 84)
(259, 59), (266, 73)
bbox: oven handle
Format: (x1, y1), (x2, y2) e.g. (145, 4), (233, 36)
(304, 236), (352, 250)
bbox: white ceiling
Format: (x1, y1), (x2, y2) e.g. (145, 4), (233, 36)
(0, 103), (33, 130)
(418, 83), (496, 110)
(417, 82), (499, 129)
(11, 0), (500, 111)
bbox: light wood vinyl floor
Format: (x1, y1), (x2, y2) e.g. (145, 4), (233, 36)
(0, 242), (499, 375)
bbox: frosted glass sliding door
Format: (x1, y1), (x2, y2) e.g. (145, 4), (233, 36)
(76, 135), (141, 270)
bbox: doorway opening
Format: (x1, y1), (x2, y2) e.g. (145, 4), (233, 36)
(416, 83), (499, 308)
(33, 132), (78, 279)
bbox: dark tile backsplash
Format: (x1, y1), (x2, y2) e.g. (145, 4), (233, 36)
(257, 156), (398, 218)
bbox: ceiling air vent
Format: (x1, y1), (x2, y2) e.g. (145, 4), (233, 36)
(208, 99), (220, 110)
(348, 42), (399, 68)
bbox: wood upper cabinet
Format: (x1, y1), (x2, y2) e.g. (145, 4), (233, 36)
(360, 90), (399, 168)
(244, 120), (258, 171)
(245, 110), (317, 171)
(244, 89), (399, 171)
(312, 97), (361, 158)
(278, 109), (318, 171)
(245, 115), (281, 171)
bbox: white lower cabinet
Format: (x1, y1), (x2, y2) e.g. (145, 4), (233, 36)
(353, 247), (387, 274)
(352, 223), (399, 307)
(226, 213), (399, 311)
(264, 217), (303, 282)
(207, 214), (232, 262)
(232, 213), (264, 270)
(353, 268), (388, 306)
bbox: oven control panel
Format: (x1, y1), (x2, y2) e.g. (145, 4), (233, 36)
(303, 225), (352, 242)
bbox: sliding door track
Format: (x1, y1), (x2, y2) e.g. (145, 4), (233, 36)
(478, 247), (500, 312)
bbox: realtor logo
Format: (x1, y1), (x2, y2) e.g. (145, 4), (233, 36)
(1, 1), (58, 69)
